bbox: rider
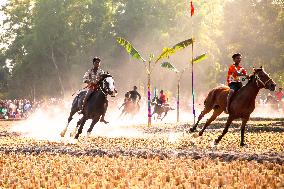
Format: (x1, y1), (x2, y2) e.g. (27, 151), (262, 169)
(80, 57), (108, 123)
(129, 86), (141, 104)
(119, 91), (131, 109)
(158, 90), (167, 106)
(275, 87), (283, 102)
(225, 53), (249, 113)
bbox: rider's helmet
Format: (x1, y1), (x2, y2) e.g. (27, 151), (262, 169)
(232, 53), (241, 59)
(133, 86), (137, 90)
(93, 57), (101, 64)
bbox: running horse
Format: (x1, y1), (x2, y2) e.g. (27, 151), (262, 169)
(60, 73), (117, 139)
(151, 97), (174, 121)
(190, 67), (276, 146)
(119, 100), (140, 118)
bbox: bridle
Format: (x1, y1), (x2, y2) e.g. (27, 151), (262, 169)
(254, 72), (272, 88)
(99, 75), (113, 96)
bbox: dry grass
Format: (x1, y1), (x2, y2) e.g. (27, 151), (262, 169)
(0, 120), (283, 188)
(0, 153), (283, 189)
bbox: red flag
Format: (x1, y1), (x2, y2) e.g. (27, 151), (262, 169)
(190, 1), (194, 17)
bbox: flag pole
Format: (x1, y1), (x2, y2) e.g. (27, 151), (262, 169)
(147, 60), (152, 127)
(190, 1), (196, 124)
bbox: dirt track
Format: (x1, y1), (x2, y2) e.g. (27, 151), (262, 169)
(0, 119), (283, 164)
(0, 119), (283, 188)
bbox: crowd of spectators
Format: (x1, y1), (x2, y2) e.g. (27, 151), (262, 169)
(0, 98), (63, 120)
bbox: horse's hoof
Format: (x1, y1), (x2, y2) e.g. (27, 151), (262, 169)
(198, 131), (203, 136)
(210, 140), (218, 149)
(192, 133), (199, 138)
(69, 138), (78, 144)
(86, 132), (91, 138)
(240, 143), (248, 147)
(100, 119), (109, 124)
(60, 132), (65, 138)
(189, 128), (195, 132)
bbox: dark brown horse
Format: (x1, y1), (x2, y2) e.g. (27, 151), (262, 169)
(151, 97), (174, 121)
(190, 67), (276, 146)
(119, 100), (140, 118)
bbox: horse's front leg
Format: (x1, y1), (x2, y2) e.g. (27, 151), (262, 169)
(87, 116), (100, 137)
(214, 116), (234, 145)
(74, 117), (87, 139)
(161, 111), (167, 121)
(70, 117), (83, 137)
(61, 109), (77, 137)
(240, 117), (249, 147)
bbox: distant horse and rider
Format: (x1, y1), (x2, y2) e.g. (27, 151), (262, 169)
(151, 90), (174, 121)
(190, 53), (276, 146)
(119, 86), (141, 118)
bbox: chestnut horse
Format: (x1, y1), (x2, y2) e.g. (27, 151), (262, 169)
(190, 67), (276, 146)
(119, 100), (140, 118)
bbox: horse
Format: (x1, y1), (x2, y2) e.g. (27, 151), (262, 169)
(60, 73), (117, 139)
(189, 66), (276, 146)
(119, 100), (140, 118)
(151, 97), (174, 121)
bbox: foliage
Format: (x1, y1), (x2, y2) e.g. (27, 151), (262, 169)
(116, 37), (146, 62)
(0, 0), (283, 98)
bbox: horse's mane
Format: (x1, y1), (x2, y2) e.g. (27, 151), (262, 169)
(246, 68), (263, 85)
(98, 73), (112, 83)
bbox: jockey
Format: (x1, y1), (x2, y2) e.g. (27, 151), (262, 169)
(275, 87), (283, 102)
(225, 53), (249, 113)
(129, 86), (141, 104)
(80, 57), (108, 123)
(119, 91), (131, 109)
(158, 90), (167, 106)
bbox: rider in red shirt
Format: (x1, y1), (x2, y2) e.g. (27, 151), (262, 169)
(275, 87), (283, 101)
(225, 53), (249, 113)
(158, 90), (166, 106)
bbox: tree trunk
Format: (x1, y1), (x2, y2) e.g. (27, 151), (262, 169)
(51, 46), (65, 97)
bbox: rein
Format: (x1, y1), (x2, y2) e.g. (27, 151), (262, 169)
(98, 75), (112, 96)
(254, 73), (272, 88)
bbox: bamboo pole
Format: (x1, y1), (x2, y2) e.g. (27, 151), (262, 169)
(147, 60), (152, 127)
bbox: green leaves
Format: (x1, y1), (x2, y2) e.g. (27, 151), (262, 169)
(116, 37), (146, 62)
(160, 53), (208, 73)
(193, 53), (208, 64)
(155, 47), (175, 63)
(160, 62), (179, 73)
(172, 38), (194, 51)
(155, 38), (194, 63)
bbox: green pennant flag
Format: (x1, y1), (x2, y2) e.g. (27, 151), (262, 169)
(116, 37), (146, 62)
(193, 53), (208, 64)
(155, 38), (194, 63)
(160, 62), (179, 73)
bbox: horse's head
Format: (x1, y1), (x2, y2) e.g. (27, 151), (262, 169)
(252, 66), (276, 91)
(99, 73), (117, 97)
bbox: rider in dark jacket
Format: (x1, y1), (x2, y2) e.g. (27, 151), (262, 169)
(129, 86), (141, 103)
(120, 86), (141, 109)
